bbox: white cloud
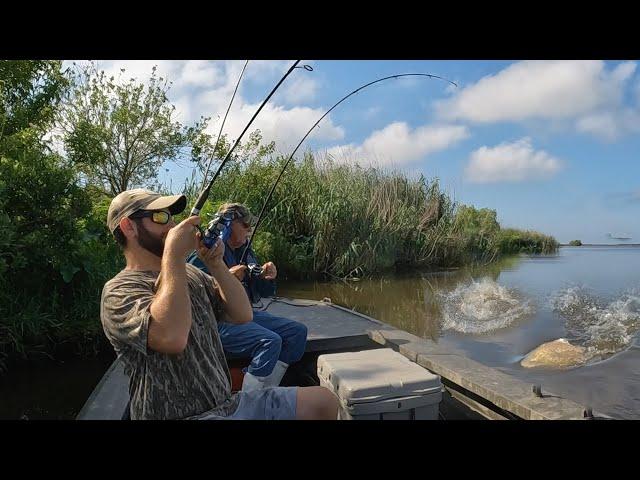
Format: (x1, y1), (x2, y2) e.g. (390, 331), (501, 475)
(65, 60), (223, 97)
(465, 137), (562, 183)
(281, 76), (319, 104)
(63, 60), (337, 151)
(575, 112), (619, 141)
(635, 80), (640, 105)
(575, 108), (640, 141)
(437, 61), (637, 133)
(363, 106), (382, 119)
(243, 60), (317, 105)
(93, 60), (185, 86)
(176, 60), (225, 88)
(209, 102), (345, 152)
(325, 122), (469, 167)
(171, 95), (193, 124)
(611, 61), (637, 84)
(243, 60), (293, 83)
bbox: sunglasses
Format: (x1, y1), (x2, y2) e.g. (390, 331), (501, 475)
(130, 210), (172, 225)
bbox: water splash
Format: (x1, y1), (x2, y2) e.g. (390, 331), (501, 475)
(439, 277), (534, 334)
(551, 286), (640, 359)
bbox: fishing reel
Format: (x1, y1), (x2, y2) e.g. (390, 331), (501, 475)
(240, 263), (264, 294)
(247, 263), (264, 279)
(202, 213), (264, 278)
(202, 211), (234, 249)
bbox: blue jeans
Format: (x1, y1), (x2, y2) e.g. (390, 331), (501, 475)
(217, 310), (308, 377)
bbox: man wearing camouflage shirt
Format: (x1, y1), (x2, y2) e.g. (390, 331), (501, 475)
(100, 189), (338, 420)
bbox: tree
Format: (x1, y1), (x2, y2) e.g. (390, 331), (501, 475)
(182, 128), (277, 204)
(0, 60), (94, 365)
(0, 61), (84, 278)
(0, 60), (69, 157)
(59, 63), (212, 196)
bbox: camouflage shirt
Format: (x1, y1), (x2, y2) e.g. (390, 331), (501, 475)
(100, 263), (240, 420)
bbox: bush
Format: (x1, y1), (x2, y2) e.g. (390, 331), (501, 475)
(181, 152), (559, 279)
(0, 61), (119, 368)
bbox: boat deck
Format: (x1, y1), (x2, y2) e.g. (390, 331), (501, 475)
(77, 297), (599, 420)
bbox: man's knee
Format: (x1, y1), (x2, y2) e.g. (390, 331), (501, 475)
(294, 322), (308, 341)
(296, 386), (339, 420)
(248, 330), (282, 373)
(259, 331), (282, 355)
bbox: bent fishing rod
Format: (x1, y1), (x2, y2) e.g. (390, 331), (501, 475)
(157, 61), (307, 291)
(192, 60), (313, 248)
(239, 73), (458, 270)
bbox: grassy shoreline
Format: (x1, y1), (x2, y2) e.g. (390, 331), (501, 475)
(1, 154), (560, 372)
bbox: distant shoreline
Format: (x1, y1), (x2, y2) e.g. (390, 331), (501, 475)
(560, 243), (640, 247)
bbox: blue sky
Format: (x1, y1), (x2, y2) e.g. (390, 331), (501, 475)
(68, 60), (640, 244)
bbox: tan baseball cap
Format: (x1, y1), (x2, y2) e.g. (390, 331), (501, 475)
(107, 188), (187, 233)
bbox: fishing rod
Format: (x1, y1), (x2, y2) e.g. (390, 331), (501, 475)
(239, 73), (458, 271)
(192, 60), (311, 248)
(198, 60), (249, 193)
(165, 61), (307, 293)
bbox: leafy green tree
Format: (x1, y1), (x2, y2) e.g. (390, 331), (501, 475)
(59, 62), (213, 195)
(0, 60), (97, 366)
(0, 60), (69, 156)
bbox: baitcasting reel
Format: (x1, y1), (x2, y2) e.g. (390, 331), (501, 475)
(202, 212), (264, 280)
(202, 211), (234, 249)
(247, 262), (264, 278)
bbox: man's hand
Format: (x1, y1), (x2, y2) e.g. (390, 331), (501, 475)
(229, 264), (248, 282)
(164, 215), (201, 258)
(196, 234), (226, 272)
(149, 216), (201, 354)
(261, 261), (277, 280)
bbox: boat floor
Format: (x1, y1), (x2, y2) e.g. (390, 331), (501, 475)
(77, 297), (594, 420)
(78, 297), (400, 420)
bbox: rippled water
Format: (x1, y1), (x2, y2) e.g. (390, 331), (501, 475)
(279, 246), (640, 419)
(551, 286), (640, 359)
(439, 278), (534, 334)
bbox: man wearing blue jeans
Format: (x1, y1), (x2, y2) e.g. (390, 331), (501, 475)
(187, 203), (307, 392)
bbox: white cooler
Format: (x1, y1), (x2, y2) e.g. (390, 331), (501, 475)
(317, 348), (443, 420)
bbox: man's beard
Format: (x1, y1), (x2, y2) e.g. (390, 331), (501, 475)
(136, 221), (165, 258)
